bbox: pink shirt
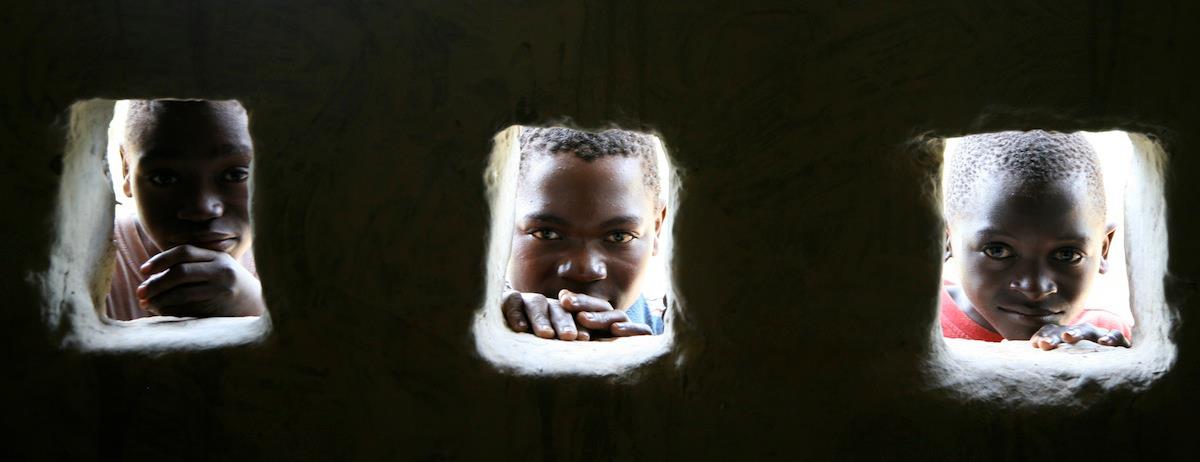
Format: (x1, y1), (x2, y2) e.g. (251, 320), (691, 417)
(105, 211), (256, 321)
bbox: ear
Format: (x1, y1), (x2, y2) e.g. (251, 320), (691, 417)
(943, 226), (953, 262)
(119, 145), (133, 198)
(1099, 223), (1117, 274)
(652, 205), (667, 256)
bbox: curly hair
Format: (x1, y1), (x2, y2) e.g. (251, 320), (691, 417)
(945, 130), (1105, 221)
(518, 126), (661, 202)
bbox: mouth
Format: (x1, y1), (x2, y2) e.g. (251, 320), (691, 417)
(997, 305), (1065, 324)
(176, 232), (238, 252)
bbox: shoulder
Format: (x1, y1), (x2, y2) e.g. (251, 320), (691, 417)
(939, 282), (1003, 342)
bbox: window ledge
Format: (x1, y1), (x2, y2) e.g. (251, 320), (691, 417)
(925, 337), (1174, 407)
(63, 315), (270, 354)
(473, 307), (672, 378)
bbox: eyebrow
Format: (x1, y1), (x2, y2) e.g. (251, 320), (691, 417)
(973, 228), (1015, 240)
(521, 214), (643, 228)
(523, 213), (569, 225)
(974, 228), (1091, 243)
(599, 215), (643, 228)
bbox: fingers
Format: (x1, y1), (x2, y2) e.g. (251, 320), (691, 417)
(610, 322), (653, 337)
(144, 284), (221, 315)
(576, 310), (630, 331)
(140, 245), (220, 276)
(559, 290), (615, 313)
(138, 261), (223, 301)
(1059, 324), (1105, 345)
(1032, 335), (1061, 351)
(505, 293), (583, 340)
(1098, 330), (1131, 348)
(503, 290), (645, 341)
(521, 293), (555, 339)
(1030, 324), (1065, 351)
(1031, 323), (1133, 350)
(501, 290), (530, 333)
(547, 298), (578, 341)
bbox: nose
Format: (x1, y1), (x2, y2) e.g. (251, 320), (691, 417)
(177, 186), (224, 222)
(1010, 260), (1057, 300)
(557, 243), (607, 283)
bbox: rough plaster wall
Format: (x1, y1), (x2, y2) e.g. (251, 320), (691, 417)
(2, 0), (1198, 459)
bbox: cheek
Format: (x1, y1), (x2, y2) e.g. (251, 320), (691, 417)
(132, 186), (175, 221)
(223, 188), (252, 226)
(507, 238), (558, 284)
(217, 179), (249, 204)
(961, 257), (1007, 299)
(962, 254), (1004, 281)
(603, 242), (654, 286)
(1056, 265), (1095, 299)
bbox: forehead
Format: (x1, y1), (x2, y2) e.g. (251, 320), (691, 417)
(126, 105), (252, 160)
(516, 153), (652, 214)
(956, 176), (1104, 237)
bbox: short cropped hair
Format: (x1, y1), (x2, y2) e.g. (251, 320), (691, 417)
(945, 130), (1105, 221)
(519, 127), (661, 204)
(123, 99), (247, 155)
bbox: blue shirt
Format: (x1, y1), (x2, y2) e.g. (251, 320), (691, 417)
(624, 295), (665, 335)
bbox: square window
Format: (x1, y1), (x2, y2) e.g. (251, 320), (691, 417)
(35, 99), (270, 353)
(472, 126), (681, 377)
(926, 130), (1176, 406)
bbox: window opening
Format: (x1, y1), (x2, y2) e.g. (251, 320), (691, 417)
(473, 125), (681, 377)
(927, 129), (1176, 406)
(940, 131), (1133, 348)
(39, 99), (270, 353)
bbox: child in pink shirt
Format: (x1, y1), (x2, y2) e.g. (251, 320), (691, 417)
(106, 100), (264, 321)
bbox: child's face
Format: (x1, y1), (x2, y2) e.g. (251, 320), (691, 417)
(949, 177), (1115, 340)
(122, 105), (254, 259)
(509, 153), (664, 312)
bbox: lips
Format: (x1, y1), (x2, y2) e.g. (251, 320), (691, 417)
(997, 305), (1065, 323)
(175, 232), (238, 252)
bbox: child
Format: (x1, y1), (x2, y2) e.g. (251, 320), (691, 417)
(106, 100), (265, 321)
(500, 127), (668, 341)
(942, 130), (1131, 350)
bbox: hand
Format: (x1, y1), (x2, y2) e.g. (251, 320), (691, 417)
(500, 290), (584, 341)
(1030, 322), (1130, 350)
(560, 290), (653, 339)
(500, 289), (654, 341)
(137, 245), (265, 318)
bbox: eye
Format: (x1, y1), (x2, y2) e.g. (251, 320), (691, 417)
(529, 229), (562, 240)
(605, 232), (636, 244)
(1052, 247), (1084, 264)
(981, 244), (1013, 259)
(221, 167), (250, 183)
(148, 172), (179, 186)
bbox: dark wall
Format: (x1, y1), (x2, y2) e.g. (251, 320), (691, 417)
(2, 1), (1198, 459)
